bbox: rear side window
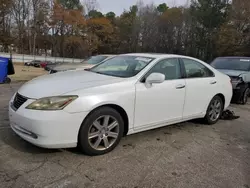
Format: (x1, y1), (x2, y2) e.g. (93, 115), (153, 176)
(182, 58), (214, 78)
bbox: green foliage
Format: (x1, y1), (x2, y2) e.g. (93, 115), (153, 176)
(157, 3), (169, 13)
(88, 10), (104, 18)
(130, 5), (138, 15)
(190, 0), (229, 29)
(106, 12), (116, 20)
(58, 0), (82, 10)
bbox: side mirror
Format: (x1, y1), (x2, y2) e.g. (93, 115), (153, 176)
(145, 73), (165, 87)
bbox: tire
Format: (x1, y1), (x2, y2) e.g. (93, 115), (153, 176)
(78, 107), (124, 156)
(4, 77), (11, 84)
(241, 87), (250, 105)
(204, 95), (223, 125)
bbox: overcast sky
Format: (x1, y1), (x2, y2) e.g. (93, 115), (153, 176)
(96, 0), (188, 15)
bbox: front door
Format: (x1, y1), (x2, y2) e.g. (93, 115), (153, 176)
(134, 58), (186, 129)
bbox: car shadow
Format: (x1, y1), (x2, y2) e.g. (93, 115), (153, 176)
(0, 121), (202, 156)
(0, 127), (61, 154)
(0, 118), (209, 155)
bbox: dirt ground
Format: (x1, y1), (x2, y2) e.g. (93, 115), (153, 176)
(0, 68), (250, 188)
(9, 64), (47, 82)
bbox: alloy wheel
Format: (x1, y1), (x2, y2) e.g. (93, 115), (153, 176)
(208, 99), (222, 122)
(88, 115), (119, 151)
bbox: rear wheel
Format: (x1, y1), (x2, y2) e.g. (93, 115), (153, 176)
(78, 107), (124, 156)
(241, 88), (250, 105)
(204, 96), (223, 125)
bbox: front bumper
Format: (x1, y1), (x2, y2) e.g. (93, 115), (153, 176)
(232, 88), (244, 102)
(9, 99), (89, 149)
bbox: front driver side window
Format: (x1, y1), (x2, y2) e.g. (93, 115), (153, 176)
(145, 58), (181, 80)
(182, 58), (214, 78)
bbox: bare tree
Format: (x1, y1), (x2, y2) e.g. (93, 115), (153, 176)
(12, 0), (31, 53)
(83, 0), (98, 14)
(0, 0), (13, 52)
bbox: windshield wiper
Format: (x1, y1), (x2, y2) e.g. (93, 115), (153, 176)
(94, 71), (110, 76)
(93, 71), (125, 77)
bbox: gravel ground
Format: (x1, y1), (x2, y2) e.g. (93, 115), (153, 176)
(0, 83), (250, 188)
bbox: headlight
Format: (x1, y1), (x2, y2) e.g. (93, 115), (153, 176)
(26, 96), (78, 110)
(231, 76), (243, 83)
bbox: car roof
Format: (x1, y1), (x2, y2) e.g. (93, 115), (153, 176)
(216, 56), (250, 59)
(122, 53), (194, 59)
(97, 54), (115, 57)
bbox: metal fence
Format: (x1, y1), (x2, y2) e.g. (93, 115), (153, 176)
(0, 52), (83, 64)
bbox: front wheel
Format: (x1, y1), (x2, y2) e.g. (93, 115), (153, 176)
(204, 96), (223, 125)
(78, 107), (124, 156)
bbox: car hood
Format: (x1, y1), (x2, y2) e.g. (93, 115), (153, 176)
(53, 62), (93, 71)
(18, 70), (124, 99)
(216, 69), (248, 77)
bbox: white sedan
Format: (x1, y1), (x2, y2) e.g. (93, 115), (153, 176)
(9, 53), (232, 155)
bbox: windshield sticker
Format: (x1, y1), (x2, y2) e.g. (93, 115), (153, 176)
(240, 59), (250, 62)
(135, 57), (152, 62)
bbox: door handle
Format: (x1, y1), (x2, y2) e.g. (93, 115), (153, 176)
(176, 84), (185, 89)
(210, 81), (217, 85)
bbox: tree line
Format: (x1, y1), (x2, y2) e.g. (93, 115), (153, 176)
(0, 0), (249, 62)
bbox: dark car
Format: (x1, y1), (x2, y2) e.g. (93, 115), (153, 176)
(33, 60), (43, 68)
(44, 61), (64, 72)
(210, 57), (250, 104)
(24, 60), (41, 66)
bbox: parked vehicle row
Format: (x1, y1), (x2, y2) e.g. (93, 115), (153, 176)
(24, 55), (116, 74)
(10, 53), (233, 156)
(24, 60), (54, 68)
(48, 55), (115, 74)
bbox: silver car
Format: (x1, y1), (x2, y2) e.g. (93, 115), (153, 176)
(50, 55), (115, 74)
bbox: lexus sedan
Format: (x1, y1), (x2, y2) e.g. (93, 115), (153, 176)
(9, 53), (232, 156)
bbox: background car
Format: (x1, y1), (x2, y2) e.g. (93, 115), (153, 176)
(44, 61), (64, 72)
(210, 56), (250, 104)
(24, 60), (41, 66)
(9, 53), (232, 156)
(49, 55), (115, 74)
(33, 60), (44, 68)
(40, 61), (53, 68)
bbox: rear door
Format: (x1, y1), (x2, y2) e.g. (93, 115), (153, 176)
(180, 58), (217, 118)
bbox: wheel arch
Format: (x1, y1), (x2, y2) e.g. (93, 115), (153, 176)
(79, 103), (129, 137)
(205, 93), (226, 113)
(216, 93), (225, 109)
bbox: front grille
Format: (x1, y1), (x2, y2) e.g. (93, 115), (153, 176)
(13, 93), (28, 110)
(230, 76), (239, 81)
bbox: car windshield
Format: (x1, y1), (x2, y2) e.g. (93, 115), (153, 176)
(85, 55), (108, 64)
(89, 55), (154, 78)
(210, 58), (250, 71)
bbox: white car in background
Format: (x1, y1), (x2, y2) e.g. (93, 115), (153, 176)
(49, 54), (115, 74)
(9, 53), (232, 155)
